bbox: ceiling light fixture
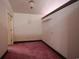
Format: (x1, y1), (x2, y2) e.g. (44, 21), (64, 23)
(29, 0), (34, 9)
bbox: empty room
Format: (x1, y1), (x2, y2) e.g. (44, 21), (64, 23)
(0, 0), (79, 59)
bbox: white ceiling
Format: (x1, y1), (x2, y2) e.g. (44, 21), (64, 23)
(9, 0), (70, 16)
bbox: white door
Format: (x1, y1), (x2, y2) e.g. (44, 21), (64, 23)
(8, 13), (13, 45)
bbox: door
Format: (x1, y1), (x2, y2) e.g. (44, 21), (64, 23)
(8, 13), (13, 45)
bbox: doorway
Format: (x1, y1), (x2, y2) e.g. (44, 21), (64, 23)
(8, 13), (13, 45)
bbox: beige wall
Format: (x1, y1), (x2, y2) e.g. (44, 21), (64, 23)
(0, 0), (13, 58)
(13, 13), (42, 41)
(42, 1), (79, 59)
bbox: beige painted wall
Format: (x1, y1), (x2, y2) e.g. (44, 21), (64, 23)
(0, 0), (13, 58)
(42, 1), (79, 59)
(13, 13), (42, 41)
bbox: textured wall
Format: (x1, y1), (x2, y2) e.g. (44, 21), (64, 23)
(42, 1), (79, 59)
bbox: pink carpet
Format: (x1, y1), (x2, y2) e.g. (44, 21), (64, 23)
(4, 41), (63, 59)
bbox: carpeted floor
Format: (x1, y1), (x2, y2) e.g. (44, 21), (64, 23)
(4, 41), (63, 59)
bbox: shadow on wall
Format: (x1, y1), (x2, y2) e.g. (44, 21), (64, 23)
(13, 34), (42, 41)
